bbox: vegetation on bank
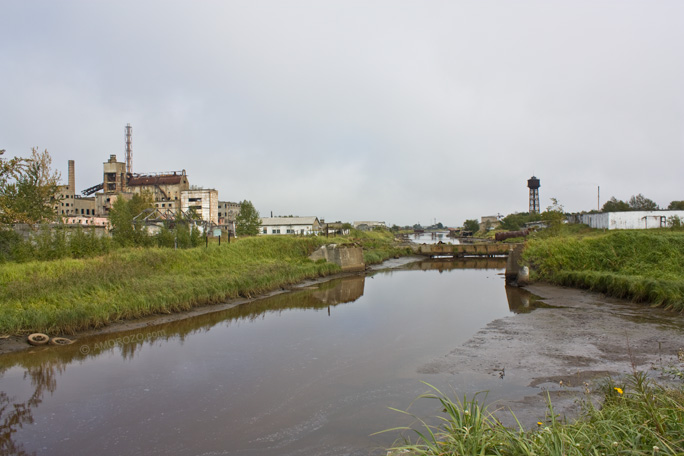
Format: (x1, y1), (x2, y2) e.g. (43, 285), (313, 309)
(385, 372), (684, 456)
(0, 229), (408, 336)
(523, 229), (684, 311)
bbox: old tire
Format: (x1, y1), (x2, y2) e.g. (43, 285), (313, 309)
(49, 337), (74, 346)
(27, 333), (50, 346)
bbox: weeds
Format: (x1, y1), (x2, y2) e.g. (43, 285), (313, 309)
(384, 373), (684, 456)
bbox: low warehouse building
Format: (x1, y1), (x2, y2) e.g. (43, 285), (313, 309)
(577, 211), (684, 230)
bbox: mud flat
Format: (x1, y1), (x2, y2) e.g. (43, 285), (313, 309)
(419, 283), (684, 427)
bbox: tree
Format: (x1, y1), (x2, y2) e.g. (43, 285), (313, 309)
(499, 212), (541, 231)
(628, 194), (658, 211)
(601, 197), (630, 212)
(541, 198), (566, 232)
(0, 148), (60, 225)
(235, 200), (260, 236)
(463, 219), (480, 233)
(668, 201), (684, 210)
(109, 193), (154, 246)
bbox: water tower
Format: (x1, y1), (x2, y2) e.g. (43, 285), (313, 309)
(527, 176), (540, 214)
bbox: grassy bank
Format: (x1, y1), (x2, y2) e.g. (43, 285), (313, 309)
(523, 229), (684, 311)
(0, 230), (409, 335)
(386, 372), (684, 456)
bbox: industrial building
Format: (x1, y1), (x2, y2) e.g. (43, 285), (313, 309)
(56, 160), (97, 218)
(56, 124), (234, 231)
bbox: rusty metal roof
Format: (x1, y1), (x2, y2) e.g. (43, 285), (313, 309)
(127, 174), (185, 186)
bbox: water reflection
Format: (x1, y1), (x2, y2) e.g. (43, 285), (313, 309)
(0, 276), (368, 454)
(0, 359), (67, 456)
(0, 262), (530, 455)
(505, 286), (556, 313)
(412, 232), (459, 244)
(403, 258), (506, 271)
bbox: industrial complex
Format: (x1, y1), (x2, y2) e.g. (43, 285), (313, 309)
(55, 124), (234, 233)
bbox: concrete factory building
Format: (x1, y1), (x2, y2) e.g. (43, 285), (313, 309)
(56, 160), (96, 217)
(55, 124), (226, 229)
(181, 189), (219, 226)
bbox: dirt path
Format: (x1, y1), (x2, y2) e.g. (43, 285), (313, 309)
(418, 283), (684, 426)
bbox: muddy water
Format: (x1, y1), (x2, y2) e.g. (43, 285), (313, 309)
(0, 260), (545, 456)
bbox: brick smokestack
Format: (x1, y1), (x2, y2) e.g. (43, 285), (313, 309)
(68, 160), (75, 190)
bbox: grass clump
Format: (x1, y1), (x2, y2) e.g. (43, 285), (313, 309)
(384, 373), (684, 455)
(523, 229), (684, 311)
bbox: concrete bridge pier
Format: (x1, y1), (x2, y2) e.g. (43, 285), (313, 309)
(505, 244), (528, 286)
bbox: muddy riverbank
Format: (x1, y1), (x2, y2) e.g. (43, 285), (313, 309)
(419, 283), (684, 426)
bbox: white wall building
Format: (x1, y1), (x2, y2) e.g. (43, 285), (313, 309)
(260, 217), (321, 235)
(181, 189), (219, 225)
(577, 211), (684, 230)
(353, 221), (386, 231)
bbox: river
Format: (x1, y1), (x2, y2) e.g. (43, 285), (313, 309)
(2, 255), (683, 456)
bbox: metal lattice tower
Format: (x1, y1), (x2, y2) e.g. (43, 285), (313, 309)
(528, 176), (540, 214)
(125, 123), (133, 175)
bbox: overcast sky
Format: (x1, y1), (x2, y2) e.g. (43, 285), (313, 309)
(1, 1), (682, 227)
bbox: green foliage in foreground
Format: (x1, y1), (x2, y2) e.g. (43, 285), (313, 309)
(523, 230), (684, 311)
(0, 230), (407, 335)
(385, 373), (684, 456)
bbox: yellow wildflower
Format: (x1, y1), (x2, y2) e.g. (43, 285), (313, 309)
(614, 387), (623, 395)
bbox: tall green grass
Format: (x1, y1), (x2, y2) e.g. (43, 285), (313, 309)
(523, 230), (684, 311)
(0, 230), (408, 335)
(0, 236), (339, 335)
(384, 373), (684, 455)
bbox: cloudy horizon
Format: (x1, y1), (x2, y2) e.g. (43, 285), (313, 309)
(2, 1), (682, 227)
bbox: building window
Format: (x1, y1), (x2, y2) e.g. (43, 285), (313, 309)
(286, 229), (294, 234)
(263, 228), (268, 234)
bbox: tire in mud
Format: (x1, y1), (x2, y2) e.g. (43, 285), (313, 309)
(49, 337), (74, 346)
(27, 333), (50, 346)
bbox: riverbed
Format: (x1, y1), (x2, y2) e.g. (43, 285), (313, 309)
(1, 258), (683, 456)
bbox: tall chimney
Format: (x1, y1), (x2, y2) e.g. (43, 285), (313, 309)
(125, 123), (133, 175)
(68, 160), (75, 191)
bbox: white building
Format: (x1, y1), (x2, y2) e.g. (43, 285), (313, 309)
(353, 221), (386, 231)
(577, 211), (684, 230)
(260, 217), (321, 235)
(181, 189), (219, 225)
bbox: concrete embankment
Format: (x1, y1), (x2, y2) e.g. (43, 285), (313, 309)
(309, 244), (365, 272)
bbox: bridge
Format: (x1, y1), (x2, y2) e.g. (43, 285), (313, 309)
(411, 243), (515, 258)
(411, 242), (527, 286)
